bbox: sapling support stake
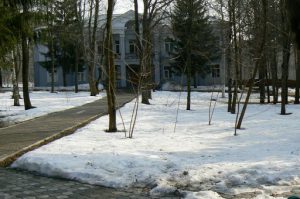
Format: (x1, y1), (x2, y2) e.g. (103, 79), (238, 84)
(234, 86), (245, 136)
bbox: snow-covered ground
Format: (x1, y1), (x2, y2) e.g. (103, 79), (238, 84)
(12, 91), (300, 198)
(0, 91), (105, 127)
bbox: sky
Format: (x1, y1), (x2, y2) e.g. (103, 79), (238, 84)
(114, 0), (144, 14)
(113, 0), (217, 17)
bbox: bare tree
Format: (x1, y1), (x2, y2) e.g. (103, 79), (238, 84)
(280, 0), (291, 115)
(126, 0), (173, 138)
(236, 0), (267, 129)
(229, 0), (240, 114)
(127, 0), (143, 138)
(82, 0), (101, 96)
(138, 0), (173, 105)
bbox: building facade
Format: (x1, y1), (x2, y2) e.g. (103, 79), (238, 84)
(33, 10), (225, 89)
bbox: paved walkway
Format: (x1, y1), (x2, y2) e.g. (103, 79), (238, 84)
(0, 92), (135, 166)
(0, 168), (155, 199)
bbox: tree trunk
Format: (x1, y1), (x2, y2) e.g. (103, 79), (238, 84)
(87, 0), (99, 96)
(266, 71), (271, 103)
(105, 0), (117, 132)
(141, 4), (151, 105)
(227, 0), (233, 112)
(259, 56), (266, 104)
(271, 48), (278, 104)
(74, 0), (85, 92)
(49, 3), (55, 93)
(141, 35), (151, 104)
(22, 36), (33, 110)
(141, 32), (151, 105)
(228, 78), (232, 112)
(231, 80), (237, 114)
(88, 64), (98, 96)
(134, 0), (150, 106)
(187, 49), (192, 110)
(295, 49), (300, 104)
(21, 11), (33, 110)
(75, 47), (79, 93)
(12, 50), (20, 106)
(0, 68), (3, 88)
(280, 0), (291, 115)
(220, 0), (226, 98)
(51, 35), (55, 93)
(281, 43), (290, 114)
(231, 0), (239, 114)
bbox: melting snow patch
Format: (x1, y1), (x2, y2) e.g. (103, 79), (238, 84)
(183, 190), (224, 199)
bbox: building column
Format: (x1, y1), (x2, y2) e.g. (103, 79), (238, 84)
(120, 33), (126, 87)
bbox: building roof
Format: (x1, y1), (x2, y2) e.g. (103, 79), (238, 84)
(97, 10), (137, 33)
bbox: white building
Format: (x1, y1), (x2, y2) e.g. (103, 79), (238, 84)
(33, 10), (225, 88)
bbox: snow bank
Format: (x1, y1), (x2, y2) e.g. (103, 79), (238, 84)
(12, 91), (300, 198)
(183, 191), (223, 199)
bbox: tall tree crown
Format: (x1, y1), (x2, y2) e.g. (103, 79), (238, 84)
(171, 0), (218, 76)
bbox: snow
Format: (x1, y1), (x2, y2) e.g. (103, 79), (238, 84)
(11, 91), (300, 198)
(0, 91), (105, 127)
(161, 81), (183, 91)
(184, 191), (224, 199)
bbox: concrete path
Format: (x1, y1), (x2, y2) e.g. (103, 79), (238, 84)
(0, 92), (134, 166)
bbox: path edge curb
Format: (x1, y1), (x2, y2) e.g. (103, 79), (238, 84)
(0, 96), (134, 168)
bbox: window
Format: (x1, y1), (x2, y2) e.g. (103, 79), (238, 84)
(164, 69), (170, 79)
(165, 42), (173, 53)
(77, 72), (85, 82)
(129, 40), (136, 54)
(164, 38), (174, 54)
(116, 65), (121, 80)
(47, 70), (58, 83)
(211, 64), (220, 78)
(163, 66), (174, 79)
(115, 40), (120, 54)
